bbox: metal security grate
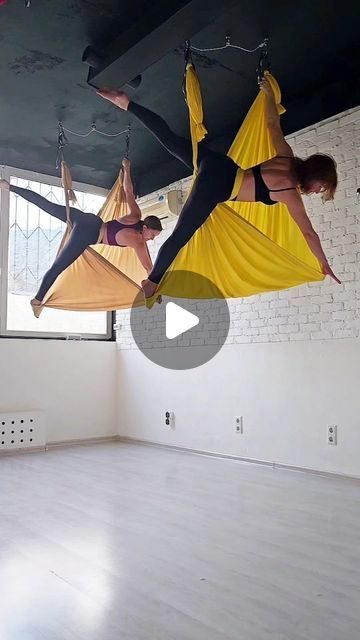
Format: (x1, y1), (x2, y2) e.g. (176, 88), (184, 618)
(9, 180), (65, 295)
(8, 177), (105, 295)
(0, 411), (45, 451)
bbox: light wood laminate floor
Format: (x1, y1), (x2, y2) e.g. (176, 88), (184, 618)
(0, 442), (359, 640)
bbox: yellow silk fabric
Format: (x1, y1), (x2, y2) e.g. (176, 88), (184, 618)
(43, 171), (145, 311)
(145, 68), (323, 308)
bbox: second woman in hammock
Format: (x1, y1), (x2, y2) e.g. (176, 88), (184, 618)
(97, 77), (340, 299)
(0, 158), (162, 316)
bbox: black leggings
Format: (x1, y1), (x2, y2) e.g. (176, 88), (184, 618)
(128, 102), (238, 284)
(10, 185), (102, 301)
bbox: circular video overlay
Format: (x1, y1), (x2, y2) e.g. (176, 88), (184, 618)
(130, 270), (230, 370)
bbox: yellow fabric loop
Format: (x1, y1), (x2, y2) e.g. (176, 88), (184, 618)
(227, 71), (285, 168)
(155, 202), (322, 300)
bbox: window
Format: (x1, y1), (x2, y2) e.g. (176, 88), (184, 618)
(0, 166), (112, 339)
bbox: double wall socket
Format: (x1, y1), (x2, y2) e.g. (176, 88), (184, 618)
(327, 425), (337, 446)
(165, 411), (175, 429)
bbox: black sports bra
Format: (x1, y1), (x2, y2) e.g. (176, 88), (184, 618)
(252, 156), (297, 206)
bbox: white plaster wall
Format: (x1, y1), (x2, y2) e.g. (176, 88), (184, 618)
(117, 338), (360, 477)
(0, 339), (117, 443)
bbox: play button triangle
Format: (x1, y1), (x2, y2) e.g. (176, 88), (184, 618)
(166, 302), (199, 340)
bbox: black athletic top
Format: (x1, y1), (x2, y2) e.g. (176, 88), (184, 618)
(252, 157), (297, 205)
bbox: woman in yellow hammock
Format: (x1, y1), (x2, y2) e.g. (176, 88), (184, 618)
(0, 158), (162, 316)
(98, 77), (340, 299)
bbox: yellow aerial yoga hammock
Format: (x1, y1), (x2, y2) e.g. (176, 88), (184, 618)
(42, 163), (146, 311)
(144, 65), (325, 308)
(43, 66), (323, 313)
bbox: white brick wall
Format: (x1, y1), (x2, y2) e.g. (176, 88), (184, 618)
(117, 106), (360, 349)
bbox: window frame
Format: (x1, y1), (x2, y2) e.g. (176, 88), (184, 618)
(0, 164), (113, 341)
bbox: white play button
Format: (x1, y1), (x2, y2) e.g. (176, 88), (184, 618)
(166, 301), (199, 339)
(130, 270), (230, 370)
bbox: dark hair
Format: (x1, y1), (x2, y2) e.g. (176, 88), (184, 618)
(293, 153), (338, 201)
(143, 215), (163, 232)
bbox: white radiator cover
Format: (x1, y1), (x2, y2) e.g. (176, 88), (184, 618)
(0, 411), (45, 451)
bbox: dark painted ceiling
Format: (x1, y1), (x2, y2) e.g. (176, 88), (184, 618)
(0, 0), (359, 196)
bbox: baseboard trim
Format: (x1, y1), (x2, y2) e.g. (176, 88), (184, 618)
(46, 435), (118, 450)
(0, 435), (118, 457)
(117, 436), (360, 483)
(2, 434), (359, 483)
(0, 444), (46, 457)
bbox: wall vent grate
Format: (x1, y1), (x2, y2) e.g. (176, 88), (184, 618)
(0, 412), (45, 451)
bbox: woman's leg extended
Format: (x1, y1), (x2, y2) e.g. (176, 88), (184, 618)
(148, 176), (218, 284)
(35, 216), (101, 301)
(148, 154), (238, 285)
(97, 89), (214, 170)
(127, 102), (194, 169)
(10, 185), (84, 224)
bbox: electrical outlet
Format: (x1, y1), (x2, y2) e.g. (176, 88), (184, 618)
(165, 411), (175, 429)
(327, 425), (337, 446)
(235, 416), (243, 433)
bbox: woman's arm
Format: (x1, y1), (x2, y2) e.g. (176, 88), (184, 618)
(283, 191), (341, 283)
(122, 158), (142, 222)
(133, 239), (153, 274)
(259, 78), (294, 157)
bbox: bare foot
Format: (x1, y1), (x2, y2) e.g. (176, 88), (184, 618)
(141, 279), (157, 298)
(30, 298), (43, 318)
(96, 88), (130, 110)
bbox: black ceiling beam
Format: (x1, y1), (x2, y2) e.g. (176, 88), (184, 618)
(85, 0), (241, 90)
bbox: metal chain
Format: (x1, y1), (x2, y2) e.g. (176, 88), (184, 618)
(55, 122), (68, 169)
(190, 35), (268, 55)
(60, 123), (129, 138)
(125, 124), (131, 159)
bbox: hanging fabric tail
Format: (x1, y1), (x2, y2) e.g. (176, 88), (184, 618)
(60, 160), (77, 227)
(111, 167), (126, 221)
(144, 65), (324, 308)
(61, 160), (77, 205)
(185, 62), (208, 172)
